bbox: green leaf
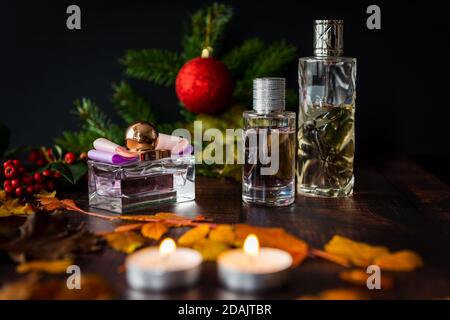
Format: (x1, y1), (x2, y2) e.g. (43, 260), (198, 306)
(0, 122), (10, 157)
(68, 162), (88, 184)
(52, 145), (63, 161)
(49, 162), (74, 184)
(121, 49), (183, 87)
(182, 3), (233, 59)
(112, 81), (156, 124)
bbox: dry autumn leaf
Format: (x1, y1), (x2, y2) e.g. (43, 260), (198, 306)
(35, 194), (209, 228)
(374, 250), (423, 272)
(0, 198), (35, 217)
(114, 223), (145, 233)
(298, 288), (368, 300)
(0, 273), (41, 300)
(209, 224), (235, 245)
(1, 212), (102, 262)
(36, 275), (113, 300)
(16, 258), (74, 274)
(324, 235), (390, 267)
(36, 191), (57, 199)
(103, 231), (146, 254)
(0, 274), (113, 300)
(141, 222), (168, 241)
(154, 212), (205, 221)
(323, 235), (424, 271)
(178, 224), (210, 247)
(234, 224), (308, 266)
(193, 238), (229, 261)
(120, 212), (209, 227)
(0, 190), (8, 201)
(310, 248), (351, 267)
(339, 269), (393, 289)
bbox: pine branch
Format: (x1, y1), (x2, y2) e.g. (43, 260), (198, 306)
(73, 98), (122, 143)
(121, 49), (183, 87)
(222, 38), (264, 77)
(286, 88), (299, 109)
(54, 131), (99, 154)
(180, 108), (197, 123)
(157, 121), (186, 135)
(182, 3), (233, 60)
(112, 81), (156, 124)
(234, 41), (297, 102)
(244, 40), (297, 80)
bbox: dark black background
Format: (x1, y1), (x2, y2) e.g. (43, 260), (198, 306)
(1, 0), (449, 155)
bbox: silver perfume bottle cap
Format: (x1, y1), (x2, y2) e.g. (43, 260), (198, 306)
(313, 19), (344, 57)
(253, 78), (285, 112)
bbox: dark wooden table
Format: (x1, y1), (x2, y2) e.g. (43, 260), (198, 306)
(1, 157), (450, 299)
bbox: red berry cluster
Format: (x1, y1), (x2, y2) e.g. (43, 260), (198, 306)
(27, 149), (50, 166)
(27, 149), (77, 166)
(2, 160), (61, 197)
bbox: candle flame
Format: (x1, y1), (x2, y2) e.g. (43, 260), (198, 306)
(243, 234), (259, 257)
(159, 238), (176, 257)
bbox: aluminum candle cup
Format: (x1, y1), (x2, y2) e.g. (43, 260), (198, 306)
(126, 238), (202, 291)
(217, 235), (293, 292)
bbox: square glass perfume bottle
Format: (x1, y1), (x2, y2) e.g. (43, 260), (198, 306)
(88, 155), (195, 213)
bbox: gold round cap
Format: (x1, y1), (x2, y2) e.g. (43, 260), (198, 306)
(125, 121), (158, 152)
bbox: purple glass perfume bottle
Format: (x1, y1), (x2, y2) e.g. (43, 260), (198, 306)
(88, 156), (195, 213)
(87, 123), (195, 213)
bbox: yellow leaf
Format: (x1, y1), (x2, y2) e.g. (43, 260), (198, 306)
(324, 235), (389, 267)
(209, 224), (235, 245)
(339, 269), (393, 289)
(310, 248), (351, 267)
(103, 231), (146, 254)
(16, 259), (74, 274)
(374, 250), (423, 272)
(141, 222), (168, 240)
(178, 224), (210, 247)
(0, 206), (12, 217)
(0, 199), (35, 217)
(154, 212), (186, 220)
(36, 190), (57, 199)
(0, 190), (8, 201)
(193, 239), (229, 261)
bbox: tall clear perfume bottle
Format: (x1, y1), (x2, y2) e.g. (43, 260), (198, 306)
(297, 20), (356, 197)
(243, 78), (296, 206)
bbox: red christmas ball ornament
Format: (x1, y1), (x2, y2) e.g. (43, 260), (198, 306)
(175, 52), (233, 114)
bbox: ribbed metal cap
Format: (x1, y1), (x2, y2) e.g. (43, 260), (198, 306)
(253, 78), (285, 112)
(314, 19), (344, 57)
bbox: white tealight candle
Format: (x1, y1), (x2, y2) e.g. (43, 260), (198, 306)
(126, 238), (203, 291)
(217, 234), (293, 292)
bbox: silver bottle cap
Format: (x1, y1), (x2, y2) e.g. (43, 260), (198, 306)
(313, 19), (344, 57)
(253, 78), (285, 112)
